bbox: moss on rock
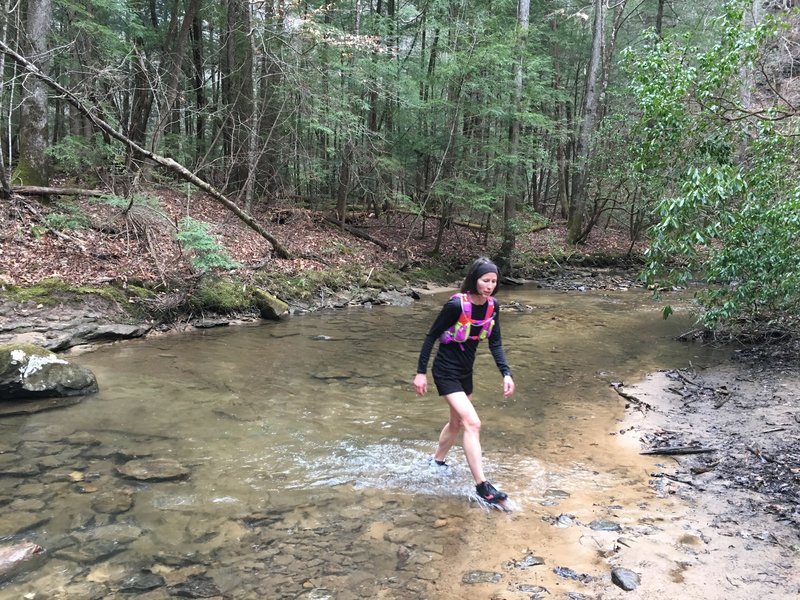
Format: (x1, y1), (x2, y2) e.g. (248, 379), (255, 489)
(252, 288), (289, 320)
(190, 277), (253, 314)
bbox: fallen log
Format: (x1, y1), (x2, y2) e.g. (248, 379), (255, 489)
(640, 446), (716, 456)
(13, 185), (107, 197)
(323, 215), (390, 250)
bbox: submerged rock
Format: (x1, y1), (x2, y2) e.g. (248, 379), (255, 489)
(589, 519), (622, 532)
(506, 552), (545, 569)
(544, 488), (570, 499)
(116, 458), (190, 481)
(553, 566), (595, 583)
(91, 487), (135, 514)
(0, 541), (44, 577)
(167, 574), (222, 598)
(118, 570), (165, 593)
(0, 343), (98, 402)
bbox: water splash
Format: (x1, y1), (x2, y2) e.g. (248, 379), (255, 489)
(284, 441), (529, 512)
(285, 441), (472, 497)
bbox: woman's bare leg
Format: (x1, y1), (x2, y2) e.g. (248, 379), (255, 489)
(434, 403), (462, 463)
(438, 392), (485, 484)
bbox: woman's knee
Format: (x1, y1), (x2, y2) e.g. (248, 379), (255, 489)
(462, 415), (481, 433)
(448, 417), (464, 431)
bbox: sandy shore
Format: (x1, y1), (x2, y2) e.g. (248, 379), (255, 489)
(589, 356), (800, 599)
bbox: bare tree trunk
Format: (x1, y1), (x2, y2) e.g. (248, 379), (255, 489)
(127, 47), (155, 147)
(498, 0), (530, 274)
(220, 0), (255, 196)
(567, 0), (604, 244)
(126, 4), (159, 147)
(14, 0), (51, 186)
(740, 0), (762, 110)
(150, 0), (201, 154)
(336, 139), (354, 224)
(0, 0), (10, 196)
(257, 42), (283, 196)
(655, 0), (665, 37)
(190, 13), (206, 158)
(243, 25), (259, 213)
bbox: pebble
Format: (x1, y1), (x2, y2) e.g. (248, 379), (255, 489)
(462, 570), (502, 584)
(611, 567), (641, 591)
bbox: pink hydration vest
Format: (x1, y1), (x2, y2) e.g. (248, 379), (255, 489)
(439, 293), (496, 346)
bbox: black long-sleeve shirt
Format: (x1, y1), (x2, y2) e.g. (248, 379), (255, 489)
(416, 295), (512, 379)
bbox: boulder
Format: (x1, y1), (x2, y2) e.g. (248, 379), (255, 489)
(0, 343), (98, 401)
(252, 288), (288, 320)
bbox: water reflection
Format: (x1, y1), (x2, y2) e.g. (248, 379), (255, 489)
(0, 285), (731, 599)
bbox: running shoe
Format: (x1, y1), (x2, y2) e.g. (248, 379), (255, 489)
(476, 480), (508, 503)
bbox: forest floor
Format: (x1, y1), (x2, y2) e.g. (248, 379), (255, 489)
(1, 189), (798, 597)
(0, 187), (640, 290)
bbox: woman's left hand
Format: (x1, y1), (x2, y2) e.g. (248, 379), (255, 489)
(503, 375), (515, 398)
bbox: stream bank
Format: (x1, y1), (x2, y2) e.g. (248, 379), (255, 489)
(598, 352), (800, 598)
(0, 266), (643, 352)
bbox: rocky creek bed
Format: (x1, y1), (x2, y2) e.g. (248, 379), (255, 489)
(1, 269), (798, 598)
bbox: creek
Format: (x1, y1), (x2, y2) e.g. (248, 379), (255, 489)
(0, 284), (734, 599)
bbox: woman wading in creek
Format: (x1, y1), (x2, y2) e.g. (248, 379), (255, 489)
(414, 257), (515, 504)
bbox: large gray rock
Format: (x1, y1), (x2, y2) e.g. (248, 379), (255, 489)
(0, 343), (98, 400)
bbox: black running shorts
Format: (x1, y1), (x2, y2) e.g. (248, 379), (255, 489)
(433, 372), (473, 397)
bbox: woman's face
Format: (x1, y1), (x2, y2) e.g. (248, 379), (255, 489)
(476, 272), (497, 297)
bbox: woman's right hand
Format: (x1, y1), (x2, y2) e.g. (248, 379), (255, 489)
(414, 373), (428, 396)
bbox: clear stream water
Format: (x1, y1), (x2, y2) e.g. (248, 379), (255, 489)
(0, 284), (733, 599)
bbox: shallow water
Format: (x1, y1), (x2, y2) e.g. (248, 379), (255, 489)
(0, 285), (732, 598)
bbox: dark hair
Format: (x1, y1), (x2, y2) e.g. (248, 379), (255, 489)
(460, 257), (500, 294)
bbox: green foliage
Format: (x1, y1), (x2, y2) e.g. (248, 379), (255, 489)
(56, 0), (145, 57)
(95, 193), (162, 210)
(696, 179), (800, 329)
(0, 277), (146, 309)
(510, 208), (550, 235)
(628, 2), (800, 334)
(404, 261), (462, 285)
(320, 240), (362, 257)
(175, 218), (239, 272)
(259, 265), (374, 302)
(46, 134), (122, 183)
(43, 202), (92, 231)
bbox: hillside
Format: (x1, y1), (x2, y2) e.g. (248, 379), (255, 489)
(0, 189), (643, 294)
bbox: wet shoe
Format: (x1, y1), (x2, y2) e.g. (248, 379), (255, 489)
(476, 481), (507, 504)
(430, 458), (449, 468)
